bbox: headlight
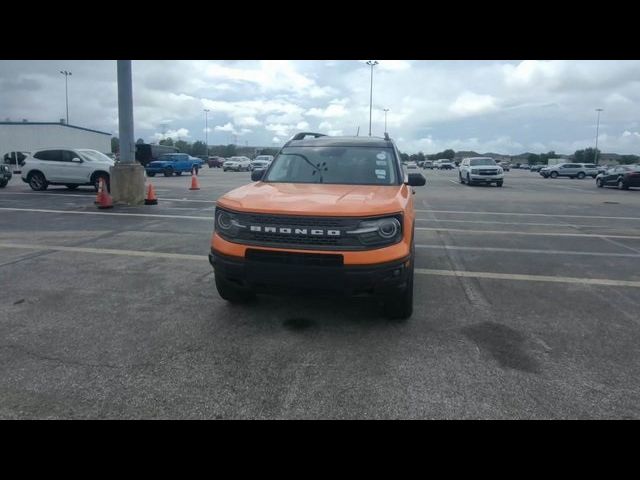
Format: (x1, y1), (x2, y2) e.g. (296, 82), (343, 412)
(346, 216), (402, 246)
(497, 167), (503, 174)
(214, 208), (246, 237)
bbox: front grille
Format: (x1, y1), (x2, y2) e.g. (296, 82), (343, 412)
(218, 211), (400, 251)
(246, 249), (343, 266)
(478, 169), (499, 175)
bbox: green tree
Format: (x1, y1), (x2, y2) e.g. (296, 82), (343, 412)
(619, 155), (640, 165)
(190, 141), (207, 156)
(111, 137), (119, 153)
(574, 148), (600, 164)
(527, 153), (540, 165)
(223, 144), (237, 157)
(159, 137), (174, 147)
(136, 138), (145, 144)
(174, 140), (189, 153)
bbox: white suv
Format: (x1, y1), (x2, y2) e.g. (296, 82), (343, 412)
(21, 148), (114, 191)
(459, 157), (504, 187)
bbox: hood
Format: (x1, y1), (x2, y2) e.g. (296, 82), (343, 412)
(217, 182), (408, 217)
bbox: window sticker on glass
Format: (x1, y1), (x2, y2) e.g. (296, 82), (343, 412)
(376, 160), (386, 166)
(375, 169), (387, 177)
(376, 152), (387, 160)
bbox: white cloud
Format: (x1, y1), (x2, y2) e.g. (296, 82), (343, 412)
(272, 137), (281, 143)
(306, 103), (348, 118)
(235, 116), (261, 127)
(214, 123), (236, 133)
(449, 91), (498, 117)
(152, 128), (190, 141)
(296, 121), (310, 130)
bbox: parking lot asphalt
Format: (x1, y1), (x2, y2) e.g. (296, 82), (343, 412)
(1, 167), (639, 419)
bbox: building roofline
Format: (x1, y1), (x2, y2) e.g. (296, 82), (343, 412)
(0, 122), (112, 136)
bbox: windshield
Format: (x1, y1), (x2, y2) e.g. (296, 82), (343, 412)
(78, 149), (113, 163)
(470, 158), (496, 166)
(264, 146), (399, 185)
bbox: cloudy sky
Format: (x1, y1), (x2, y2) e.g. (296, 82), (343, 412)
(2, 60), (640, 155)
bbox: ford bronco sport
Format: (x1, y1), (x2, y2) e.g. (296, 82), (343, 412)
(209, 132), (426, 319)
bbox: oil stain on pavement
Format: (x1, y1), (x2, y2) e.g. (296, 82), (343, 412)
(462, 321), (541, 374)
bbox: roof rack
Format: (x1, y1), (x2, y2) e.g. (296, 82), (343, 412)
(289, 132), (327, 141)
(384, 132), (390, 141)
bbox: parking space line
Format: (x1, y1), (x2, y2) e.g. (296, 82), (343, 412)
(415, 226), (640, 240)
(415, 268), (640, 288)
(415, 244), (640, 258)
(416, 218), (610, 228)
(0, 242), (205, 260)
(1, 242), (638, 288)
(0, 191), (216, 203)
(0, 207), (212, 220)
(415, 209), (640, 221)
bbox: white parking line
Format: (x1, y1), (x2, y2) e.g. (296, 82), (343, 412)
(415, 209), (640, 221)
(415, 268), (640, 288)
(0, 191), (216, 203)
(1, 242), (638, 288)
(415, 226), (640, 240)
(0, 207), (212, 220)
(415, 244), (640, 258)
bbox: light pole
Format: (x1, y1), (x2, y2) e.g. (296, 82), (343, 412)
(366, 60), (378, 136)
(60, 70), (72, 124)
(204, 109), (209, 157)
(383, 108), (389, 134)
(594, 108), (603, 165)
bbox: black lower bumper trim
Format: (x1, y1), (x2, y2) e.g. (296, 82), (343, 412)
(209, 249), (410, 296)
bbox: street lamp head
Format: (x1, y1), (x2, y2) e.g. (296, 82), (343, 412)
(366, 60), (379, 66)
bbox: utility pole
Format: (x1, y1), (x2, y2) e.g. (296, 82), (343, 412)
(59, 70), (72, 124)
(366, 61), (378, 136)
(204, 109), (209, 156)
(111, 60), (145, 204)
(594, 108), (603, 165)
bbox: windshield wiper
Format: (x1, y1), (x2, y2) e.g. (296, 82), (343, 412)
(287, 153), (328, 183)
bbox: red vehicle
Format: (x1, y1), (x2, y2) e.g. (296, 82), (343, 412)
(207, 156), (225, 168)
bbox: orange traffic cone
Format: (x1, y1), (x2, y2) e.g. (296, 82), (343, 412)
(144, 183), (158, 205)
(189, 171), (200, 190)
(95, 178), (113, 209)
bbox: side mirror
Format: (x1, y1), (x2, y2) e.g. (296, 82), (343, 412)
(406, 173), (426, 186)
(251, 168), (265, 181)
(71, 157), (83, 163)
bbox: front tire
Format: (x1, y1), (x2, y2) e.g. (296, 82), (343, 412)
(0, 179), (7, 188)
(577, 172), (585, 179)
(163, 168), (173, 177)
(28, 172), (48, 191)
(466, 173), (473, 185)
(618, 179), (628, 190)
(65, 184), (79, 190)
(550, 171), (558, 178)
(459, 172), (464, 184)
(215, 275), (255, 303)
(384, 245), (414, 321)
(597, 178), (604, 188)
(496, 181), (503, 187)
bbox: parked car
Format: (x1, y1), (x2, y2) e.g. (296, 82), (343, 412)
(249, 159), (271, 171)
(0, 163), (12, 187)
(437, 160), (454, 170)
(596, 164), (640, 190)
(406, 161), (418, 169)
(580, 164), (599, 178)
(223, 156), (251, 172)
(20, 148), (114, 191)
(540, 163), (592, 179)
(497, 162), (511, 171)
(145, 153), (202, 177)
(253, 155), (274, 164)
(207, 156), (225, 168)
(530, 164), (544, 172)
(458, 157), (504, 187)
(422, 160), (434, 169)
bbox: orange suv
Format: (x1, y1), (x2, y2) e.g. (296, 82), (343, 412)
(209, 132), (426, 319)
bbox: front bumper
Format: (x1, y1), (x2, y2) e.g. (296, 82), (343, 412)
(209, 248), (411, 296)
(468, 174), (504, 182)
